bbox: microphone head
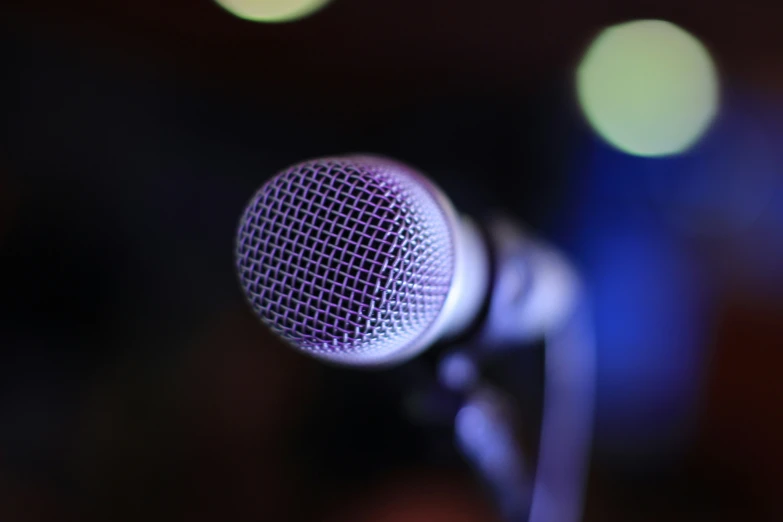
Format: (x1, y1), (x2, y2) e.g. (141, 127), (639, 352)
(235, 156), (457, 366)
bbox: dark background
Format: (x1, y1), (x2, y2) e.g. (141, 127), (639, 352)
(2, 1), (782, 521)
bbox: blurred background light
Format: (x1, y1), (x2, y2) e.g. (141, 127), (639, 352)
(576, 19), (719, 157)
(214, 0), (332, 23)
(643, 96), (780, 238)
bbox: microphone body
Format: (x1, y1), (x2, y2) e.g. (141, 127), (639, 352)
(235, 155), (577, 364)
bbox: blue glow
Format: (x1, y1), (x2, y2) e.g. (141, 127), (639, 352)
(643, 97), (780, 237)
(561, 143), (711, 454)
(585, 227), (708, 450)
(559, 89), (783, 461)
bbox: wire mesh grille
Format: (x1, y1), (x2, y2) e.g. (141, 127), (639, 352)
(235, 157), (455, 359)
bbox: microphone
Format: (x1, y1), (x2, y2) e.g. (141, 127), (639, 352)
(235, 155), (594, 522)
(235, 154), (576, 364)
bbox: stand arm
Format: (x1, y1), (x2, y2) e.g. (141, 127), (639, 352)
(451, 217), (596, 522)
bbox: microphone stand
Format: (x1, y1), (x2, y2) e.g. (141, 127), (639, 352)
(442, 217), (596, 522)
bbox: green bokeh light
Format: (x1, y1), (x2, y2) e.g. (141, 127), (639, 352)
(215, 0), (332, 23)
(576, 20), (719, 157)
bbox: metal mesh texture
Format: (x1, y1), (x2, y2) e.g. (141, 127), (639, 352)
(235, 156), (455, 360)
